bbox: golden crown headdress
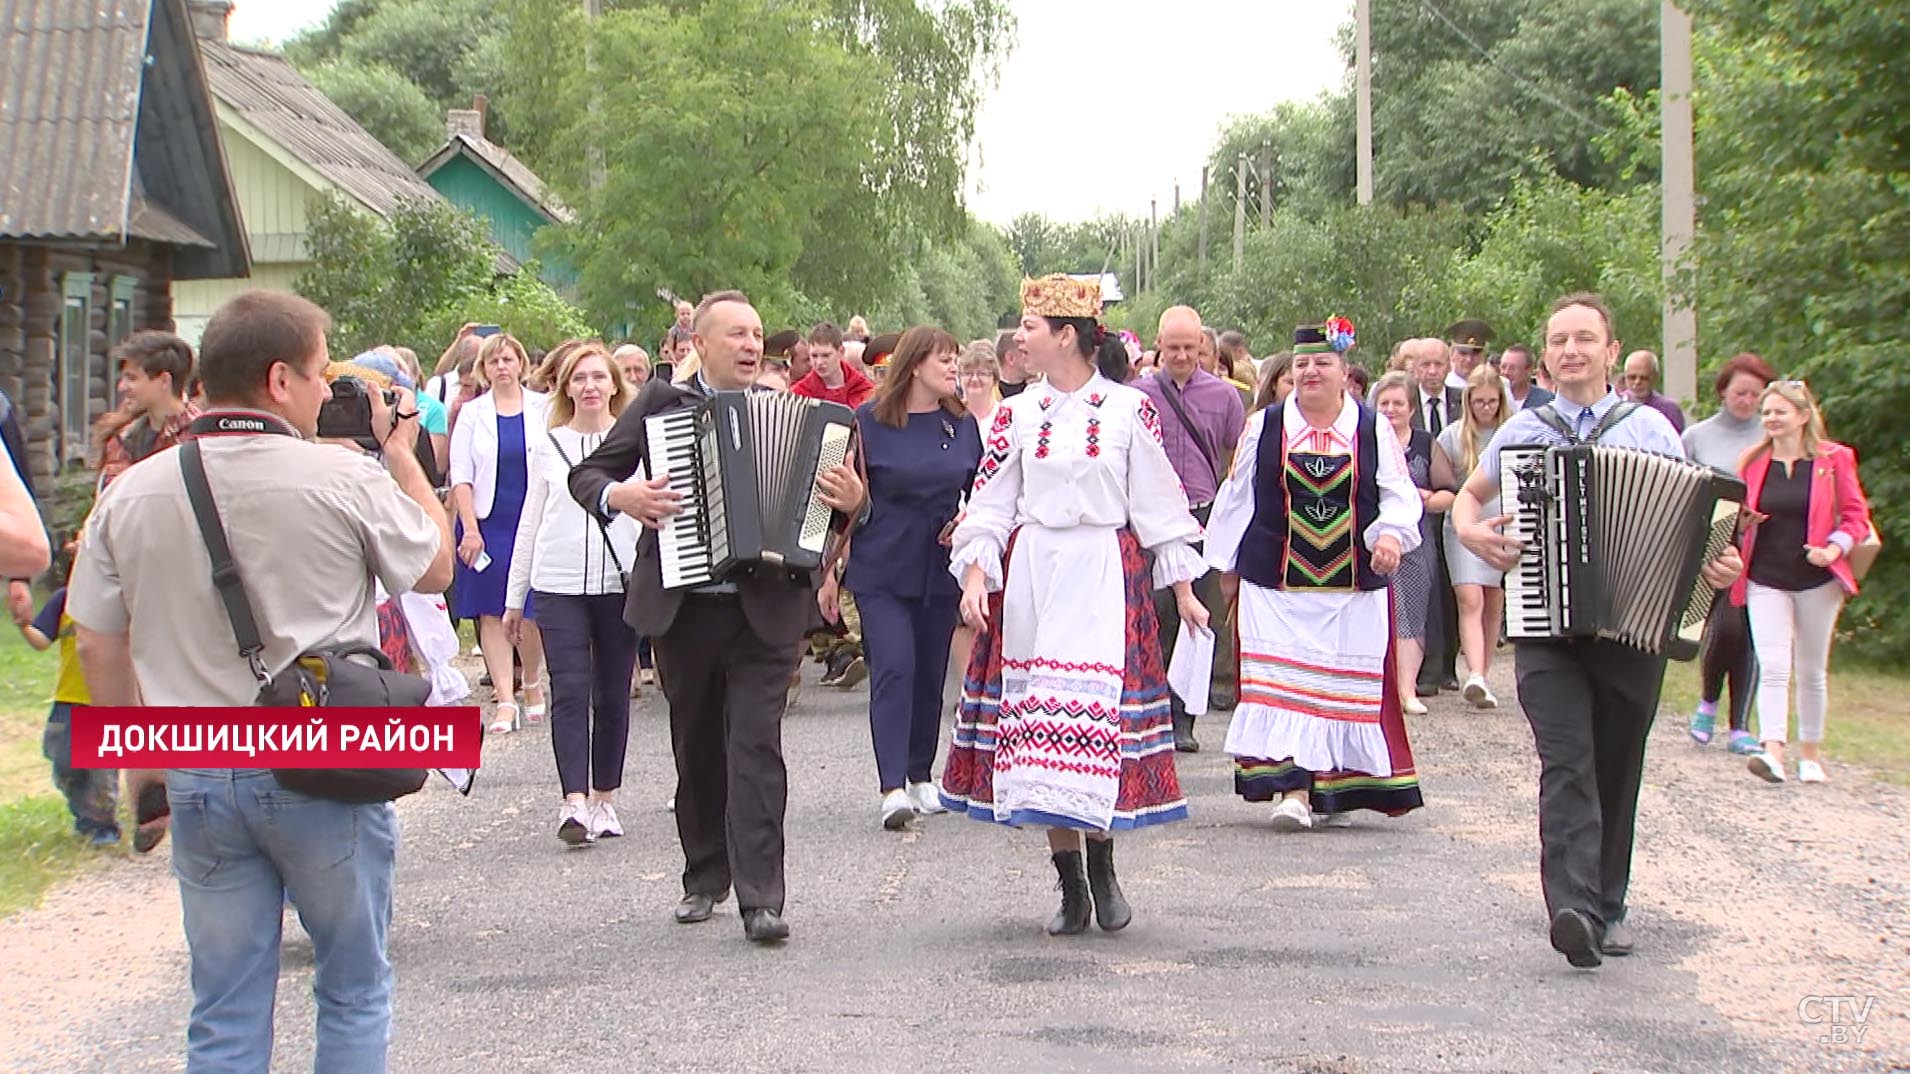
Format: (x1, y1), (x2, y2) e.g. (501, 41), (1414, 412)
(1020, 274), (1102, 319)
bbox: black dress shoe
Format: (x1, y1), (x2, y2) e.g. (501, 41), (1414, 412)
(1414, 682), (1440, 698)
(674, 893), (719, 924)
(1439, 676), (1462, 691)
(743, 909), (790, 943)
(1549, 908), (1603, 968)
(1172, 713), (1201, 753)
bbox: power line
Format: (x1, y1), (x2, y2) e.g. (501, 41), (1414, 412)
(1415, 0), (1614, 134)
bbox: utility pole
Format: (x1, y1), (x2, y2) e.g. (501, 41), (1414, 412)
(1259, 142), (1273, 227)
(1150, 198), (1159, 293)
(1198, 164), (1210, 268)
(1173, 180), (1181, 215)
(1356, 0), (1374, 204)
(1661, 1), (1697, 405)
(1233, 153), (1247, 274)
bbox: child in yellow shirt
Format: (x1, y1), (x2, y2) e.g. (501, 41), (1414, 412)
(21, 586), (120, 847)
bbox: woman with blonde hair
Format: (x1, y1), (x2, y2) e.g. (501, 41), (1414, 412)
(449, 333), (552, 732)
(1732, 381), (1872, 784)
(506, 344), (642, 840)
(1369, 371), (1448, 715)
(1430, 362), (1513, 708)
(956, 341), (1001, 426)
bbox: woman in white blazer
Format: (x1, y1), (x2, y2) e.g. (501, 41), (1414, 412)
(449, 333), (551, 732)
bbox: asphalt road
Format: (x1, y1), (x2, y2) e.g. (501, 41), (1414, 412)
(5, 656), (1906, 1074)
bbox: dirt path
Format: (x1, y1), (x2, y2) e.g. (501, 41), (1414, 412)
(2, 658), (1905, 1073)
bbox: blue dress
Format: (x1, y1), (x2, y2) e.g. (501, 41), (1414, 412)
(454, 412), (535, 620)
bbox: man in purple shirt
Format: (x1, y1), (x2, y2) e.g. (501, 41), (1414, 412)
(1622, 350), (1687, 432)
(1137, 306), (1246, 751)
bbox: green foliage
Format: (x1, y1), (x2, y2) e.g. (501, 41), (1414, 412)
(295, 194), (590, 356)
(1684, 0), (1910, 659)
(302, 59), (443, 165)
(289, 0), (514, 145)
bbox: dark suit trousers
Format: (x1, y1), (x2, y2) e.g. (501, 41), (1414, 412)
(1513, 639), (1667, 931)
(856, 590), (960, 791)
(1422, 526), (1459, 685)
(654, 593), (801, 914)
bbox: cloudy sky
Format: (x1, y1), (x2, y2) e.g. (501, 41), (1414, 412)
(227, 1), (1351, 225)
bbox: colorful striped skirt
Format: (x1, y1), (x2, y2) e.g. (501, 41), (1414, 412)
(939, 526), (1188, 831)
(1226, 583), (1423, 816)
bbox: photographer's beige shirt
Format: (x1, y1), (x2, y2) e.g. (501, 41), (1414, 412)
(68, 412), (441, 706)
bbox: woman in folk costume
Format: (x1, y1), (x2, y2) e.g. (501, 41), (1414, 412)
(943, 274), (1209, 936)
(1206, 320), (1426, 831)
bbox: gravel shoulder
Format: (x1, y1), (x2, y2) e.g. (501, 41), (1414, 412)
(2, 656), (1905, 1074)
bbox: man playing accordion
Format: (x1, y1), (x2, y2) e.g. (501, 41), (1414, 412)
(1453, 293), (1744, 970)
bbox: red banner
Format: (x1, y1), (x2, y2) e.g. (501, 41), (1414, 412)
(69, 707), (484, 769)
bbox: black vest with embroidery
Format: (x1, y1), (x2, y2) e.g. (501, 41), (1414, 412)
(1235, 403), (1387, 592)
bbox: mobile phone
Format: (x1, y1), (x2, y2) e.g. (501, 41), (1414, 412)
(472, 550), (493, 572)
(471, 324), (502, 339)
(937, 517), (960, 544)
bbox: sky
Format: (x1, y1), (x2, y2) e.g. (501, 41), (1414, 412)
(226, 0), (1351, 226)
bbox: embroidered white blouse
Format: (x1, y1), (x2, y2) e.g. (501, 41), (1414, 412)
(1205, 394), (1424, 574)
(949, 373), (1208, 591)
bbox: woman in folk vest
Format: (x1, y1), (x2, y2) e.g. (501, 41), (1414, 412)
(1206, 320), (1427, 831)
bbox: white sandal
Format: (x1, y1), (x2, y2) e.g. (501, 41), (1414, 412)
(487, 702), (520, 735)
(523, 682), (548, 723)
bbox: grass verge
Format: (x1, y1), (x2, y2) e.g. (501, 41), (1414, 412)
(0, 623), (115, 916)
(1661, 657), (1910, 785)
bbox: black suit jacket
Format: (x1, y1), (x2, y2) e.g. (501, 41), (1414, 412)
(567, 377), (817, 647)
(1410, 385), (1465, 435)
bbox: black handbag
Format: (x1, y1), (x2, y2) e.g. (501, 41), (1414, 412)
(180, 440), (431, 803)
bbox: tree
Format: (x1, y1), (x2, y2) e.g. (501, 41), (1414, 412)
(532, 0), (1012, 332)
(303, 60), (443, 165)
(296, 194), (590, 356)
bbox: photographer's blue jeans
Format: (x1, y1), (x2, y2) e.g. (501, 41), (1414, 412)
(167, 769), (398, 1074)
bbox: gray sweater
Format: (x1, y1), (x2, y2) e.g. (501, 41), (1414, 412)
(1682, 410), (1762, 474)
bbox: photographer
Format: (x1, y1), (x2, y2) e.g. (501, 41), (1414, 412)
(67, 289), (451, 1071)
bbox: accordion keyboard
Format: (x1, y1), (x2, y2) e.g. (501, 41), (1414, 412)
(1500, 445), (1558, 640)
(646, 409), (713, 588)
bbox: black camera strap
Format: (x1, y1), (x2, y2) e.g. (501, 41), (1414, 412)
(179, 435), (278, 686)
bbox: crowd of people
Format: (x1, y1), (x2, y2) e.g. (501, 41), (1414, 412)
(0, 274), (1880, 1069)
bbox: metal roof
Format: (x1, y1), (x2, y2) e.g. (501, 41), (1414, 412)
(0, 0), (148, 239)
(197, 38), (444, 219)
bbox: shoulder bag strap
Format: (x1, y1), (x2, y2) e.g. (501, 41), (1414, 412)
(1156, 377), (1222, 488)
(179, 440), (271, 687)
(546, 429), (627, 582)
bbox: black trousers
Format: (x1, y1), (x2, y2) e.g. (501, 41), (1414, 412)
(1698, 600), (1756, 733)
(536, 591), (639, 796)
(1154, 569), (1222, 721)
(1421, 524), (1459, 686)
(653, 594), (801, 914)
(1514, 639), (1667, 931)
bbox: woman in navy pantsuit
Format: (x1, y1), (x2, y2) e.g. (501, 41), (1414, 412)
(821, 326), (982, 830)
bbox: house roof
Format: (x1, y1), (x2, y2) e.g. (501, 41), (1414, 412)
(0, 0), (248, 276)
(197, 38), (443, 220)
(418, 133), (574, 226)
(198, 40), (518, 274)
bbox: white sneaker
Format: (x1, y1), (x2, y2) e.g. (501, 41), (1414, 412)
(558, 801), (594, 846)
(589, 801), (624, 838)
(1462, 673), (1497, 709)
(1314, 812), (1355, 828)
(881, 789), (914, 830)
(1796, 759), (1827, 784)
(1748, 752), (1787, 783)
(906, 781), (947, 815)
(664, 795), (676, 813)
(1403, 696), (1428, 716)
(1269, 797), (1314, 831)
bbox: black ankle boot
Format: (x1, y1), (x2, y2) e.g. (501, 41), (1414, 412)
(1085, 838), (1132, 931)
(1046, 851), (1092, 936)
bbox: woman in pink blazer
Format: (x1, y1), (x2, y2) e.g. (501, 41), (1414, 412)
(1731, 381), (1872, 784)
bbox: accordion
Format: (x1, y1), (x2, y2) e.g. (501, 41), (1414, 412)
(646, 391), (856, 589)
(1500, 443), (1745, 660)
